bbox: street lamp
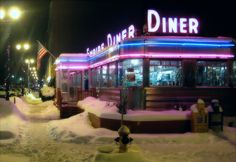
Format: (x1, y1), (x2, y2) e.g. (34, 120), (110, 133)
(0, 6), (22, 100)
(16, 42), (31, 95)
(16, 42), (30, 50)
(0, 7), (22, 22)
(25, 58), (35, 92)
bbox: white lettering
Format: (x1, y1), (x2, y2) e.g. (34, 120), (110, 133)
(179, 18), (187, 33)
(147, 9), (199, 34)
(168, 18), (178, 33)
(107, 34), (112, 46)
(122, 29), (127, 40)
(162, 17), (167, 33)
(113, 36), (116, 45)
(101, 43), (105, 50)
(128, 25), (135, 38)
(189, 18), (199, 34)
(147, 9), (160, 32)
(116, 33), (121, 43)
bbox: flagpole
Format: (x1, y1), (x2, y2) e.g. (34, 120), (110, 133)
(47, 50), (56, 60)
(36, 40), (57, 60)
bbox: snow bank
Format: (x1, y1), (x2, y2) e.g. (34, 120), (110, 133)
(23, 93), (42, 105)
(0, 98), (14, 117)
(222, 126), (236, 144)
(78, 97), (191, 121)
(11, 97), (59, 120)
(40, 86), (55, 97)
(0, 99), (26, 141)
(48, 112), (116, 142)
(94, 145), (149, 162)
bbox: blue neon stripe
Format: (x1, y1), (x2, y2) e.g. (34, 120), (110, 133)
(148, 38), (233, 43)
(120, 42), (235, 47)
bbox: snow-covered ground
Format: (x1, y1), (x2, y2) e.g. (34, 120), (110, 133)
(77, 97), (191, 121)
(0, 96), (236, 162)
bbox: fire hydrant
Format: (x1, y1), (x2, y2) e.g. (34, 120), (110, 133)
(114, 125), (133, 153)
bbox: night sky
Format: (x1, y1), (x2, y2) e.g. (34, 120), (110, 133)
(0, 0), (235, 84)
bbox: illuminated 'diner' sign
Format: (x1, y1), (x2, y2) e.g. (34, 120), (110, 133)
(147, 9), (199, 34)
(86, 25), (135, 56)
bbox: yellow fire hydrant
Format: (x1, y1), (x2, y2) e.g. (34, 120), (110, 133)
(114, 125), (133, 153)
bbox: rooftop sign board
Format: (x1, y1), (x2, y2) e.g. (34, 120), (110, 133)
(147, 9), (199, 34)
(86, 9), (200, 55)
(86, 25), (135, 56)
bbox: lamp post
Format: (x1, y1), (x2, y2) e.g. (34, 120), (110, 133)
(16, 42), (31, 95)
(25, 58), (34, 93)
(0, 6), (22, 100)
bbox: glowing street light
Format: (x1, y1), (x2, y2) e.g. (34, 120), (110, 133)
(23, 43), (30, 50)
(0, 7), (22, 21)
(0, 9), (5, 19)
(25, 58), (34, 64)
(8, 7), (21, 20)
(25, 58), (35, 91)
(16, 44), (21, 50)
(1, 6), (22, 100)
(16, 43), (30, 50)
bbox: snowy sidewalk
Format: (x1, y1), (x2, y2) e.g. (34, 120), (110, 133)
(1, 97), (236, 162)
(10, 97), (60, 121)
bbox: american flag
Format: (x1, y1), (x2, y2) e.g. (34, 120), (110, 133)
(37, 41), (48, 69)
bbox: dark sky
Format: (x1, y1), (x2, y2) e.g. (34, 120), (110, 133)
(0, 0), (235, 84)
(48, 0), (236, 54)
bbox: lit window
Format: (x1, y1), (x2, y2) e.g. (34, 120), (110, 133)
(196, 61), (227, 86)
(118, 59), (143, 87)
(108, 62), (116, 87)
(149, 60), (182, 86)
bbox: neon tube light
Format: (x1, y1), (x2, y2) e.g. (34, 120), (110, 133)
(90, 55), (119, 68)
(120, 42), (235, 47)
(148, 37), (233, 43)
(119, 53), (234, 59)
(88, 53), (234, 68)
(56, 65), (88, 70)
(57, 59), (88, 63)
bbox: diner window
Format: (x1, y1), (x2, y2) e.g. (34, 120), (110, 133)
(233, 61), (236, 86)
(149, 60), (182, 86)
(91, 68), (97, 88)
(97, 67), (102, 87)
(118, 59), (143, 87)
(196, 61), (227, 86)
(92, 67), (102, 88)
(108, 62), (116, 87)
(70, 71), (82, 87)
(101, 65), (108, 87)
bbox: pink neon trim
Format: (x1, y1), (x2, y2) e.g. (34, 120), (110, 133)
(56, 65), (88, 70)
(119, 53), (234, 59)
(90, 55), (119, 68)
(89, 53), (233, 68)
(56, 52), (234, 70)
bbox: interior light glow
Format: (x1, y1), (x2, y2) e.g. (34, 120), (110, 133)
(131, 59), (140, 65)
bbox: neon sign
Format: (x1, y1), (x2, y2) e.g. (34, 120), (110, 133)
(147, 9), (199, 34)
(86, 25), (135, 56)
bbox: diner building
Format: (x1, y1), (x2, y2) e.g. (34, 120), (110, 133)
(55, 10), (236, 116)
(55, 36), (236, 115)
